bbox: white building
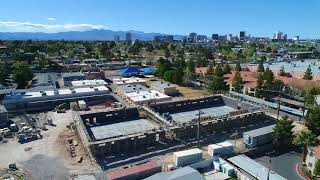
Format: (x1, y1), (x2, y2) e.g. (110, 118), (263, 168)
(3, 86), (110, 112)
(71, 79), (108, 88)
(305, 145), (320, 175)
(113, 77), (147, 87)
(124, 90), (171, 105)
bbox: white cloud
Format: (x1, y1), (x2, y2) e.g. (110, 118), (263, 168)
(47, 17), (57, 21)
(0, 21), (108, 33)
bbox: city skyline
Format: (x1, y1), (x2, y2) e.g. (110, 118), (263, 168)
(0, 0), (319, 39)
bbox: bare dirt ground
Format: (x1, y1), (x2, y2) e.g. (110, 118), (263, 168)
(0, 110), (101, 180)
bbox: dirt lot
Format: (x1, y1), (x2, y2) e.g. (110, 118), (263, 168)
(0, 110), (101, 180)
(146, 78), (211, 98)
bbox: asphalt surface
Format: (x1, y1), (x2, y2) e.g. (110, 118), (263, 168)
(254, 151), (303, 180)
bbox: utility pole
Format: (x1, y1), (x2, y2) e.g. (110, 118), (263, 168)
(267, 156), (272, 180)
(277, 94), (281, 120)
(197, 110), (202, 148)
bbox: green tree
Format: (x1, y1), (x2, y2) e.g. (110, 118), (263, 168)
(235, 62), (241, 71)
(13, 62), (34, 89)
(232, 71), (243, 92)
(305, 106), (320, 136)
(303, 65), (313, 80)
(164, 70), (174, 82)
(255, 73), (264, 97)
(172, 68), (184, 85)
(208, 76), (227, 92)
(257, 61), (265, 72)
(314, 159), (320, 176)
(206, 64), (215, 75)
(0, 62), (11, 86)
(187, 59), (195, 73)
(293, 131), (316, 161)
(263, 67), (274, 87)
(223, 64), (231, 74)
(214, 64), (224, 77)
(273, 116), (294, 152)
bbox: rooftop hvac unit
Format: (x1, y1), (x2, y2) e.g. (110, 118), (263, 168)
(41, 92), (47, 96)
(94, 87), (99, 91)
(54, 90), (59, 95)
(71, 90), (76, 94)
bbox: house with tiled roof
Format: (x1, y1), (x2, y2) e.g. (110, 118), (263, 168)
(224, 71), (258, 96)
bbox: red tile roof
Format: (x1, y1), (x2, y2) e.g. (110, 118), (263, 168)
(106, 161), (160, 180)
(195, 67), (209, 75)
(224, 71), (258, 88)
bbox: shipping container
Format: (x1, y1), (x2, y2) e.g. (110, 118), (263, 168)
(173, 148), (202, 167)
(208, 141), (234, 157)
(243, 125), (275, 148)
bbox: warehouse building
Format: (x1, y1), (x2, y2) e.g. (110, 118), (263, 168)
(3, 86), (111, 112)
(243, 125), (275, 148)
(150, 81), (178, 96)
(77, 107), (165, 156)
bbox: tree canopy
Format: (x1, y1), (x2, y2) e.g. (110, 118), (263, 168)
(303, 65), (313, 80)
(13, 62), (34, 89)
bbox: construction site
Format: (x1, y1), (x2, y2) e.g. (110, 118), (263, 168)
(76, 95), (278, 169)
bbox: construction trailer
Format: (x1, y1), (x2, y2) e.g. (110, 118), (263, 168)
(243, 125), (275, 148)
(208, 141), (235, 157)
(173, 148), (203, 167)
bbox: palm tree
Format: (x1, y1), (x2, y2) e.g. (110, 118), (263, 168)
(293, 131), (316, 162)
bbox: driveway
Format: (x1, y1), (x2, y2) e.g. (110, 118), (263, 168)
(254, 151), (303, 180)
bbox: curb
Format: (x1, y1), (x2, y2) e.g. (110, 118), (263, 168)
(296, 163), (310, 180)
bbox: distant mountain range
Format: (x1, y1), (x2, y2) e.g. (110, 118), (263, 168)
(0, 29), (185, 41)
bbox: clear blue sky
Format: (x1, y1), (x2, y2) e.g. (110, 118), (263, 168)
(0, 0), (319, 38)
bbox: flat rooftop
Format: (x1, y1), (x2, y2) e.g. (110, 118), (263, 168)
(125, 90), (170, 102)
(151, 81), (175, 89)
(71, 79), (108, 87)
(4, 86), (109, 100)
(90, 119), (159, 141)
(244, 125), (275, 137)
(113, 77), (146, 85)
(118, 84), (150, 93)
(170, 105), (235, 124)
(228, 154), (287, 180)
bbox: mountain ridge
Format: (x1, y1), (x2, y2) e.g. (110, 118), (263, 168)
(0, 29), (185, 41)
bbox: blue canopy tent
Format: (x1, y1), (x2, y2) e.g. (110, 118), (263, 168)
(140, 67), (155, 74)
(118, 67), (143, 76)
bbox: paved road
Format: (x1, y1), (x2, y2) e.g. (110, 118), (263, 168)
(255, 151), (303, 180)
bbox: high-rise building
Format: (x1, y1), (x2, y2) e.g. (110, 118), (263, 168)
(126, 32), (132, 42)
(272, 31), (287, 42)
(227, 34), (233, 41)
(114, 35), (120, 42)
(293, 36), (300, 42)
(239, 31), (246, 41)
(189, 32), (197, 42)
(196, 35), (207, 42)
(212, 34), (219, 41)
